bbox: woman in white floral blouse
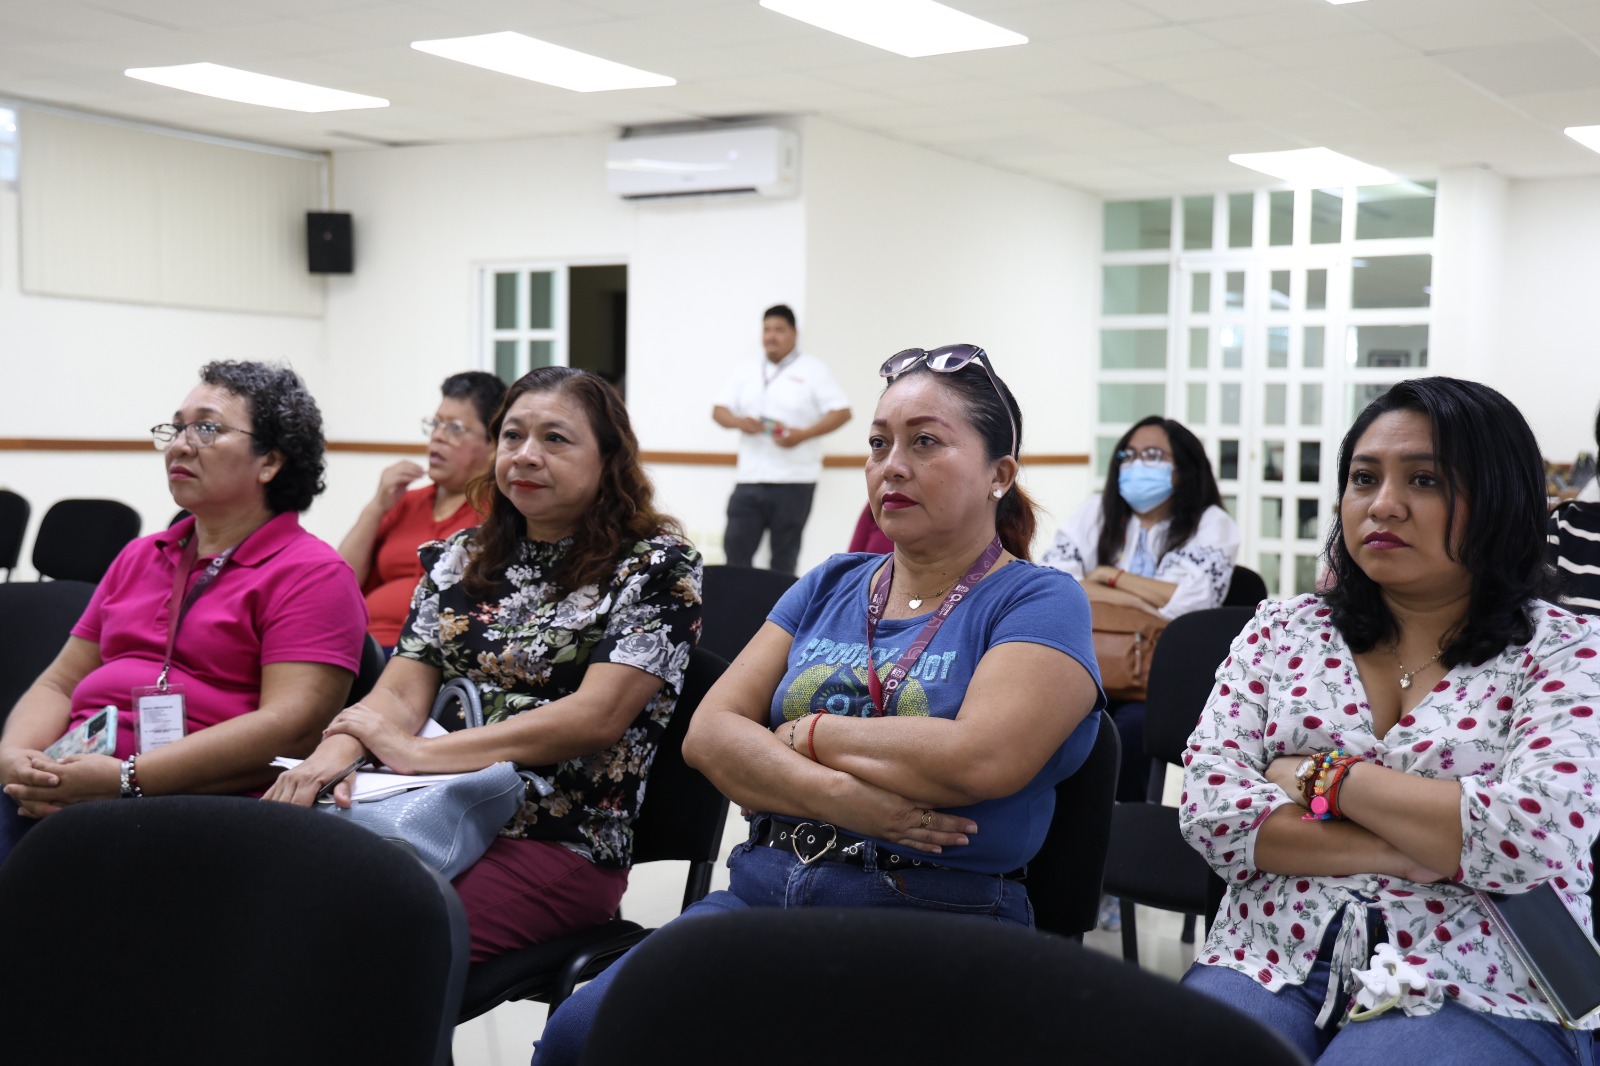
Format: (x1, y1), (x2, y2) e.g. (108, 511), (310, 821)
(269, 368), (702, 962)
(1180, 377), (1600, 1065)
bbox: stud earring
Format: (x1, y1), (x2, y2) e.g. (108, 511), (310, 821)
(992, 487), (1003, 499)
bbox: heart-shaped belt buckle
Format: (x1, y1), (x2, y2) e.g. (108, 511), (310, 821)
(791, 822), (838, 865)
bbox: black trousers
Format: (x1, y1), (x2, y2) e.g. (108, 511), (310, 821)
(723, 482), (816, 576)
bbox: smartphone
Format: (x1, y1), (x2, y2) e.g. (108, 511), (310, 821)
(43, 706), (119, 761)
(1480, 882), (1600, 1026)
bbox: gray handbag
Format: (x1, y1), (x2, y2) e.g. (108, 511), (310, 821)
(325, 678), (539, 881)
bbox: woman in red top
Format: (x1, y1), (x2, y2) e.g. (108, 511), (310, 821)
(339, 372), (506, 648)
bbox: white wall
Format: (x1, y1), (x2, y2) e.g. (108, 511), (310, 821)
(1490, 175), (1600, 463)
(800, 119), (1102, 561)
(0, 183), (327, 575)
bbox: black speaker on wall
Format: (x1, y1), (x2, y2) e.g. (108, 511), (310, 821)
(306, 212), (353, 274)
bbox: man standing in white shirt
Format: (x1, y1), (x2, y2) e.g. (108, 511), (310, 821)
(712, 304), (851, 575)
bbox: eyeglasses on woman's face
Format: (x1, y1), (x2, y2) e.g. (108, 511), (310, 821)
(878, 344), (1018, 459)
(150, 421), (256, 450)
(1116, 446), (1171, 467)
(422, 416), (472, 440)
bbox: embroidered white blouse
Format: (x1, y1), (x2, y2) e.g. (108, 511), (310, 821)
(1040, 496), (1241, 619)
(1180, 595), (1600, 1028)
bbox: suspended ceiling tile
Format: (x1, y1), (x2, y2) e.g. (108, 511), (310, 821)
(996, 0), (1169, 40)
(1513, 87), (1600, 126)
(1431, 39), (1600, 98)
(1058, 25), (1221, 63)
(1382, 14), (1569, 53)
(1059, 83), (1235, 126)
(1114, 48), (1280, 84)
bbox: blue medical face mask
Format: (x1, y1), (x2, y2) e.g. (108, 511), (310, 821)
(1118, 463), (1175, 514)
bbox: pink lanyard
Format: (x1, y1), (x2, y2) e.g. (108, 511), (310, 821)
(864, 536), (1004, 716)
(157, 537), (238, 691)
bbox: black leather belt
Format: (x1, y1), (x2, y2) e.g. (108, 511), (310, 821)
(755, 819), (1026, 880)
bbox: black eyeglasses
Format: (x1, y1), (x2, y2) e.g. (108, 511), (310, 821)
(878, 344), (1018, 458)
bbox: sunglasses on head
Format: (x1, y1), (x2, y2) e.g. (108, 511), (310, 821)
(878, 344), (1018, 459)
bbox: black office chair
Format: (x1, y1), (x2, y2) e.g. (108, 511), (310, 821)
(1102, 606), (1253, 964)
(0, 796), (469, 1066)
(1224, 563), (1269, 607)
(1030, 717), (1120, 940)
(31, 498), (142, 583)
(350, 632), (388, 702)
(579, 909), (1311, 1066)
(0, 489), (29, 580)
(456, 648), (731, 1021)
(0, 579), (97, 723)
(698, 564), (797, 662)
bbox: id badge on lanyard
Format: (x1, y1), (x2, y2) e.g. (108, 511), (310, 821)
(136, 537), (236, 753)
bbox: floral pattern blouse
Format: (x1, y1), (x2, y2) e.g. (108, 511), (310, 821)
(1180, 595), (1600, 1029)
(397, 530), (702, 867)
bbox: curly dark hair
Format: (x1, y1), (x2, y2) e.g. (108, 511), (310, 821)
(198, 360), (326, 514)
(1323, 377), (1556, 666)
(1095, 416), (1223, 568)
(881, 353), (1037, 559)
(440, 371), (508, 439)
(463, 367), (683, 597)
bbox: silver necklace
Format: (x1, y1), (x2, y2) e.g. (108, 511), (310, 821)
(1397, 648), (1444, 690)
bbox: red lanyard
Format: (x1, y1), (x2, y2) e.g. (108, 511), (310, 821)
(157, 536), (239, 691)
(864, 536), (1004, 716)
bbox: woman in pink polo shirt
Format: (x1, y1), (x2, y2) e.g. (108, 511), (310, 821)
(0, 361), (366, 863)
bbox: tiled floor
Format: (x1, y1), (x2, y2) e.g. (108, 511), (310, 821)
(451, 804), (1203, 1065)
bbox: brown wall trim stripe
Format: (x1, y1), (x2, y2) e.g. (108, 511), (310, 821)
(0, 439), (1088, 467)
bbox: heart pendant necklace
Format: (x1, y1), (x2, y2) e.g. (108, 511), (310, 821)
(905, 577), (958, 611)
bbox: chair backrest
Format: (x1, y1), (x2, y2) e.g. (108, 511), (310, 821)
(0, 489), (29, 576)
(32, 498), (142, 583)
(349, 633), (388, 703)
(1144, 606), (1256, 769)
(1029, 716), (1121, 939)
(1223, 564), (1269, 607)
(630, 647), (732, 908)
(698, 564), (798, 662)
(578, 909), (1311, 1066)
(0, 796), (469, 1066)
(0, 579), (97, 722)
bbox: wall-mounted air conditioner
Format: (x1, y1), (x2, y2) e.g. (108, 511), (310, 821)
(606, 127), (798, 201)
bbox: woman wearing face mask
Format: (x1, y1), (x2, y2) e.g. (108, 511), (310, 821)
(1043, 415), (1239, 813)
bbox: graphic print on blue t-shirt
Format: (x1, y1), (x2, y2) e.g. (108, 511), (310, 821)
(763, 553), (1107, 873)
(784, 636), (961, 718)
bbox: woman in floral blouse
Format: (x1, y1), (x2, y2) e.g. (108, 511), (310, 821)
(1181, 377), (1600, 1065)
(269, 368), (702, 961)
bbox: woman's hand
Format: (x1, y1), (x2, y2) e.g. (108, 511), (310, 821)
(1, 747), (62, 819)
(1266, 754), (1310, 808)
(373, 460), (425, 514)
(1085, 565), (1121, 587)
(4, 753), (119, 814)
(262, 732), (368, 809)
(324, 704), (422, 775)
(824, 777), (977, 855)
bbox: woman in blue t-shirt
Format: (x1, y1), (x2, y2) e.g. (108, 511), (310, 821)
(536, 346), (1105, 1064)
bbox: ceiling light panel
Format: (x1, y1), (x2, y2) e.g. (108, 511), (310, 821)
(759, 0), (1027, 59)
(411, 32), (675, 92)
(1566, 125), (1600, 154)
(124, 63), (388, 112)
(1228, 147), (1394, 186)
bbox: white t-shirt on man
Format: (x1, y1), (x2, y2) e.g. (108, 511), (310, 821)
(714, 349), (850, 483)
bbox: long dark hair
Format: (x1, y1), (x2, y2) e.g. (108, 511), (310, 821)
(882, 359), (1037, 559)
(462, 367), (683, 597)
(1095, 415), (1222, 568)
(1322, 377), (1554, 664)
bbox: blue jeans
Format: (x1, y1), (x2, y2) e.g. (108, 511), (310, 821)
(533, 817), (1034, 1064)
(1182, 920), (1595, 1065)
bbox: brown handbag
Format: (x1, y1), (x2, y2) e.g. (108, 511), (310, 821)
(1091, 601), (1169, 702)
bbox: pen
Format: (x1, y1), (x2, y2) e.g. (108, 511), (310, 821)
(315, 756), (370, 803)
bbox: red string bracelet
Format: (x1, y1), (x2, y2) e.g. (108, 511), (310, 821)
(806, 712), (823, 761)
(1107, 569), (1124, 588)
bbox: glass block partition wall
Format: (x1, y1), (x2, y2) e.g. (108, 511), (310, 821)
(1098, 183), (1436, 598)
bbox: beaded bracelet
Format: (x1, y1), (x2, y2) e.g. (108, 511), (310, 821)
(1302, 753), (1361, 821)
(1298, 749), (1345, 808)
(786, 720), (800, 753)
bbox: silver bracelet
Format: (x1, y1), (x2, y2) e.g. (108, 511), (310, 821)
(119, 756), (143, 799)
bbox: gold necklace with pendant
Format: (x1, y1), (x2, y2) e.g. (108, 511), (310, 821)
(904, 576), (959, 611)
(1396, 647), (1444, 690)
